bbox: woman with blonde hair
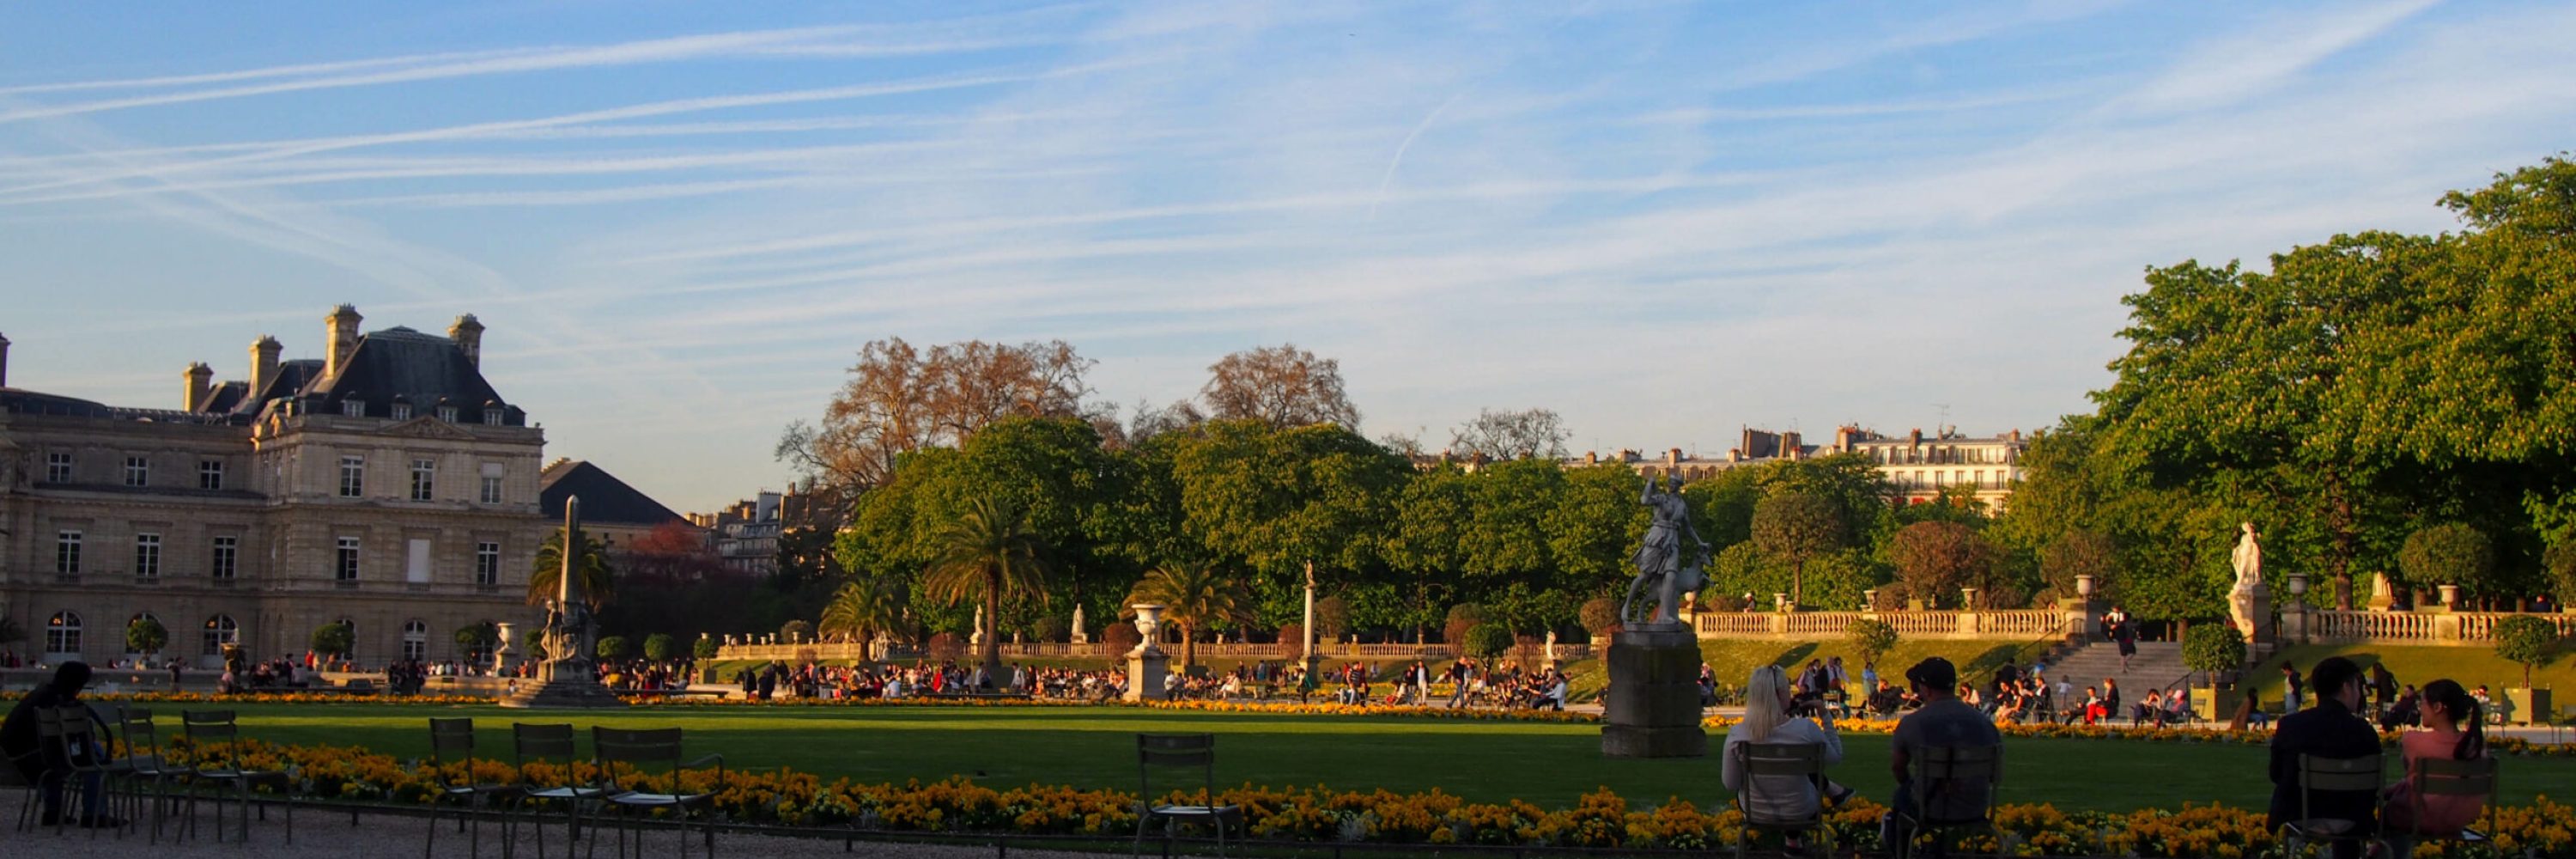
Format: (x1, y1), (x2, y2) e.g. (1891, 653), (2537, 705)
(1722, 664), (1852, 826)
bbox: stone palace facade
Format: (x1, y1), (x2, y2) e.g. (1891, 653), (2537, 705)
(0, 305), (547, 667)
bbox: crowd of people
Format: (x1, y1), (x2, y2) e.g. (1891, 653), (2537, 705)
(1716, 653), (2500, 856)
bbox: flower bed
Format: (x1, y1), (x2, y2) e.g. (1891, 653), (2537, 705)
(141, 736), (2576, 856)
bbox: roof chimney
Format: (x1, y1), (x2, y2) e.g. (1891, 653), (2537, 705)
(0, 332), (10, 387)
(1666, 448), (1682, 467)
(1909, 427), (1923, 446)
(183, 362), (213, 411)
(249, 335), (282, 400)
(448, 314), (484, 369)
(325, 304), (363, 381)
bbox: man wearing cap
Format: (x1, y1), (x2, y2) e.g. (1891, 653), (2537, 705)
(1882, 657), (2001, 855)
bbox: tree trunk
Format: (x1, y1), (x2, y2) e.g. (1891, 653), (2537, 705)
(980, 573), (1003, 686)
(2326, 471), (2356, 610)
(1182, 621), (1197, 668)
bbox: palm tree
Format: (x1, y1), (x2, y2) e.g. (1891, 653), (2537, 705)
(920, 496), (1052, 683)
(1124, 564), (1255, 668)
(818, 579), (908, 660)
(528, 531), (615, 610)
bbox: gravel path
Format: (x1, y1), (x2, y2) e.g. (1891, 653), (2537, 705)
(0, 789), (1129, 859)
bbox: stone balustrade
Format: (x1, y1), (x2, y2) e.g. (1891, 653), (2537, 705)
(2305, 610), (2575, 645)
(1695, 608), (2069, 641)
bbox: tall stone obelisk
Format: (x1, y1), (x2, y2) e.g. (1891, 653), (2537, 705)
(501, 496), (627, 709)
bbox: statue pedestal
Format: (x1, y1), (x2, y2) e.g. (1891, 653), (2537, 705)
(1601, 625), (1705, 758)
(2231, 582), (2272, 644)
(501, 659), (627, 710)
(1124, 646), (1170, 702)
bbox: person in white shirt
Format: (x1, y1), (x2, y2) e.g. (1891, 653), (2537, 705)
(1722, 665), (1852, 828)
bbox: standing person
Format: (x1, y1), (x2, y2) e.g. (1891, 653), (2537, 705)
(2282, 663), (2306, 714)
(0, 662), (123, 828)
(1722, 665), (1853, 841)
(1447, 659), (1475, 708)
(2268, 657), (2382, 859)
(2101, 679), (2123, 726)
(2102, 606), (2136, 673)
(1880, 658), (2002, 853)
(2379, 679), (2490, 858)
(2370, 665), (2399, 719)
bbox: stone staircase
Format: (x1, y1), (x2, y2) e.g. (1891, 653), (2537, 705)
(2032, 640), (2195, 702)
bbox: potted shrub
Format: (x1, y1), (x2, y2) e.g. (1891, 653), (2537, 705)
(2183, 624), (2247, 720)
(2493, 614), (2561, 726)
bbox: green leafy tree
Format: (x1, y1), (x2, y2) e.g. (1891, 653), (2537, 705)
(2183, 624), (2247, 688)
(1170, 420), (1408, 626)
(2397, 523), (2494, 605)
(596, 636), (629, 661)
(1542, 464), (1653, 627)
(921, 495), (1054, 681)
(642, 633), (675, 661)
(1578, 597), (1619, 637)
(2492, 614), (2561, 689)
(1124, 564), (1256, 667)
(1846, 618), (1899, 668)
(453, 623), (497, 660)
(1753, 491), (1845, 605)
(1443, 603), (1491, 646)
(521, 627), (547, 661)
(2548, 543), (2576, 610)
(529, 530), (615, 610)
(1384, 466), (1473, 637)
(1463, 623), (1515, 661)
(778, 619), (814, 643)
(2038, 529), (2119, 606)
(311, 621), (354, 660)
(126, 617), (168, 656)
(691, 636), (720, 661)
(1312, 594), (1352, 642)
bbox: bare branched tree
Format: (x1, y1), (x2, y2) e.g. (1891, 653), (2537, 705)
(777, 337), (1094, 490)
(1200, 344), (1360, 429)
(1125, 398), (1206, 445)
(1447, 407), (1571, 460)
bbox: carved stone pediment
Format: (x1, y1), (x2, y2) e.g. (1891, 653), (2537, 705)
(386, 417), (475, 440)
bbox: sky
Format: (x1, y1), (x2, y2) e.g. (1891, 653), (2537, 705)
(2, 1), (2572, 514)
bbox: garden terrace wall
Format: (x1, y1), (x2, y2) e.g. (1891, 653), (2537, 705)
(2302, 610), (2576, 646)
(1695, 609), (2069, 640)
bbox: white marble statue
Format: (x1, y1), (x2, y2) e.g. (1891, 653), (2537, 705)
(2229, 521), (2265, 637)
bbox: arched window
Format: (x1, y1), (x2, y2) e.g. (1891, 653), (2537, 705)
(401, 619), (428, 662)
(46, 611), (82, 655)
(125, 611), (161, 655)
(203, 614), (239, 656)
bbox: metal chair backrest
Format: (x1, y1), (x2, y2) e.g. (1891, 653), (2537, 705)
(592, 727), (684, 792)
(182, 709), (245, 772)
(2295, 752), (2383, 830)
(512, 722), (578, 766)
(1910, 743), (2002, 824)
(1733, 741), (1826, 825)
(2403, 756), (2496, 836)
(428, 718), (477, 757)
(1136, 734), (1217, 804)
(120, 707), (165, 760)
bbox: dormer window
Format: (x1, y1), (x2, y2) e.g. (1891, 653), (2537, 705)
(391, 403), (412, 420)
(436, 405), (458, 423)
(483, 403), (503, 425)
(341, 399), (365, 417)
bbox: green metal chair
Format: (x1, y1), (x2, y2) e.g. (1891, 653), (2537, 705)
(2380, 756), (2497, 857)
(588, 727), (724, 859)
(115, 707), (196, 843)
(1888, 744), (2002, 859)
(2276, 752), (2381, 858)
(1132, 734), (1242, 857)
(1728, 741), (1833, 859)
(35, 704), (123, 838)
(427, 718), (521, 859)
(179, 710), (295, 844)
(512, 722), (604, 859)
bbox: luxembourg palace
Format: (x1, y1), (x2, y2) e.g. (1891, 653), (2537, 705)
(0, 305), (546, 667)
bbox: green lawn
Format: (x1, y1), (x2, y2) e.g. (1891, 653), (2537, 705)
(2241, 644), (2576, 709)
(196, 702), (2576, 811)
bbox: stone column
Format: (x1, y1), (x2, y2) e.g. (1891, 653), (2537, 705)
(1124, 604), (1170, 702)
(2280, 573), (2311, 644)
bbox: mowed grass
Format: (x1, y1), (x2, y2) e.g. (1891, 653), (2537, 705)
(205, 703), (2576, 811)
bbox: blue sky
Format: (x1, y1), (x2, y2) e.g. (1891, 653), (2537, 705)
(3, 1), (2571, 513)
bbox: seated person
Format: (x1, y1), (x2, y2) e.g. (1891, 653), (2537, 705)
(0, 662), (124, 828)
(1722, 665), (1852, 838)
(2380, 679), (2492, 858)
(1881, 658), (2002, 851)
(2269, 657), (2383, 859)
